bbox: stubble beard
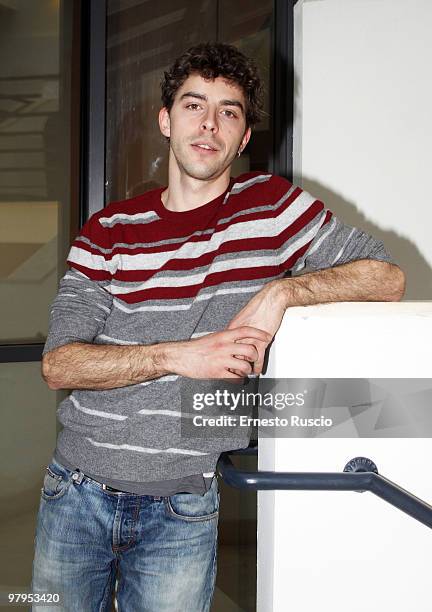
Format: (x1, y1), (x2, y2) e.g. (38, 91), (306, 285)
(171, 140), (234, 181)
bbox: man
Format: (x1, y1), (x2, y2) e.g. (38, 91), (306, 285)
(31, 42), (404, 611)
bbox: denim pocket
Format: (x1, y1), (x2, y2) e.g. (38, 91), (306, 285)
(164, 477), (219, 522)
(41, 459), (72, 501)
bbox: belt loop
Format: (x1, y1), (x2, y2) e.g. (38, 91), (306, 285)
(71, 469), (84, 485)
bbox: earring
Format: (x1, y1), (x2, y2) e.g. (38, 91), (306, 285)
(237, 149), (242, 157)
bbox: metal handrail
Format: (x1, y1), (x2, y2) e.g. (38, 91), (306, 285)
(217, 448), (432, 530)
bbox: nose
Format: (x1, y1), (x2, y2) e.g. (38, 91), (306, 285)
(200, 108), (218, 133)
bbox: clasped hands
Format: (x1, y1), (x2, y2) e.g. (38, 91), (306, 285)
(224, 280), (285, 377)
(177, 281), (285, 380)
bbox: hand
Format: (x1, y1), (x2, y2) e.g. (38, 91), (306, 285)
(226, 281), (285, 375)
(169, 326), (273, 379)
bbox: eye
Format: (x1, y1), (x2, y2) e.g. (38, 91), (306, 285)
(222, 109), (237, 118)
(186, 103), (201, 110)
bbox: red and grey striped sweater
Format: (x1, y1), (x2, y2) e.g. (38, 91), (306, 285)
(43, 171), (394, 492)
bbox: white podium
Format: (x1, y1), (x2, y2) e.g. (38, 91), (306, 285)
(257, 302), (432, 612)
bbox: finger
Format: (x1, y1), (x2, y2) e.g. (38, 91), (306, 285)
(228, 357), (252, 376)
(231, 350), (257, 366)
(231, 342), (259, 362)
(253, 362), (263, 375)
(230, 326), (272, 343)
(225, 368), (247, 382)
(233, 338), (261, 358)
(253, 348), (266, 374)
(233, 356), (256, 375)
(234, 338), (270, 350)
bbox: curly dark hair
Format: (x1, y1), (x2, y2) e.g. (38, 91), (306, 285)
(160, 42), (265, 128)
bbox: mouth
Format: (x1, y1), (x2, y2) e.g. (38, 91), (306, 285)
(191, 143), (219, 154)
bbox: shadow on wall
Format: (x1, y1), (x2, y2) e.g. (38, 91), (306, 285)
(300, 178), (432, 300)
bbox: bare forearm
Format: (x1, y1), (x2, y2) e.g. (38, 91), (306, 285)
(274, 260), (406, 309)
(42, 341), (180, 390)
(41, 325), (273, 390)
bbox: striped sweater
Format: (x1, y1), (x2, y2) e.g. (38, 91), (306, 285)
(43, 171), (394, 490)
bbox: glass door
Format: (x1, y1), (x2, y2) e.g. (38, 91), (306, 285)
(103, 2), (299, 609)
(0, 0), (80, 601)
(105, 3), (273, 609)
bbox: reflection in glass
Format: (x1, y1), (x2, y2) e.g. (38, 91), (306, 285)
(106, 0), (273, 202)
(0, 0), (75, 344)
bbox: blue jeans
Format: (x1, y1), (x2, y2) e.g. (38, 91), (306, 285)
(31, 456), (219, 611)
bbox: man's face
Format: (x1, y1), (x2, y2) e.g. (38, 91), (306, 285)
(159, 73), (251, 181)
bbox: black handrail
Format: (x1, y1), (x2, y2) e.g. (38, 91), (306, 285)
(217, 449), (432, 530)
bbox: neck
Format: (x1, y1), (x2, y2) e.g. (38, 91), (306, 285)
(161, 151), (231, 212)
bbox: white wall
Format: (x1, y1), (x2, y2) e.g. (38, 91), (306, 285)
(293, 0), (432, 298)
(257, 302), (432, 612)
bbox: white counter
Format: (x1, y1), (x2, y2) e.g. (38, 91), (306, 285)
(257, 302), (432, 612)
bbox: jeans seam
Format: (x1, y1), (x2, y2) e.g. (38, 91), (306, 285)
(164, 497), (219, 522)
(99, 560), (118, 612)
(206, 527), (218, 611)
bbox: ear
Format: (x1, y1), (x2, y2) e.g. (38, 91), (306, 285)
(239, 126), (252, 154)
(158, 107), (171, 138)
